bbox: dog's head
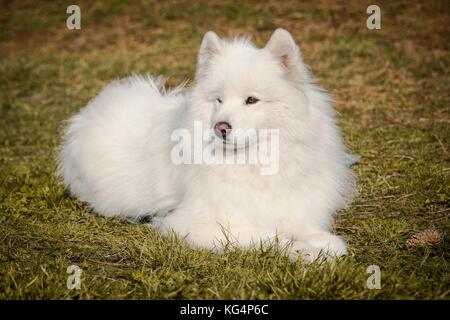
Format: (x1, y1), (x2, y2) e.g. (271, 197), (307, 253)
(190, 29), (312, 149)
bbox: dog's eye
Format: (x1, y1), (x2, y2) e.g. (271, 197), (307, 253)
(216, 98), (223, 104)
(245, 96), (259, 105)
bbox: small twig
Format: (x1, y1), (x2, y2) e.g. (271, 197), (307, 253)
(394, 193), (417, 202)
(353, 204), (381, 208)
(433, 134), (449, 155)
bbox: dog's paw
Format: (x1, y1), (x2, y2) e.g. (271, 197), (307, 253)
(288, 233), (347, 263)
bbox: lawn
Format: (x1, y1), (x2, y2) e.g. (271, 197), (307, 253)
(0, 0), (448, 299)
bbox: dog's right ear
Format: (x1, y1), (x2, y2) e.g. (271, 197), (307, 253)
(196, 31), (222, 75)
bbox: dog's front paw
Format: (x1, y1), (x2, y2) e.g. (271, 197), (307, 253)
(288, 233), (347, 263)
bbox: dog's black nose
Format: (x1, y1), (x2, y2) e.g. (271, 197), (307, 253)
(214, 122), (232, 140)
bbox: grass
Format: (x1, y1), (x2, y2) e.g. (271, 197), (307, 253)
(0, 0), (449, 299)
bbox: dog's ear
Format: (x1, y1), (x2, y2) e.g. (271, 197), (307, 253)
(265, 28), (310, 81)
(197, 31), (222, 73)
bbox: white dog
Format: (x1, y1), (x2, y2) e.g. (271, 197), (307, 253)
(59, 29), (355, 261)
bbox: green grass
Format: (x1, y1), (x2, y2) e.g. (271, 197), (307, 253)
(0, 0), (449, 299)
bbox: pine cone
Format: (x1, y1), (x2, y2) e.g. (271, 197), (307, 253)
(406, 228), (443, 248)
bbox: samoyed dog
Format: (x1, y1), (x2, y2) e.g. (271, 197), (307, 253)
(59, 29), (354, 261)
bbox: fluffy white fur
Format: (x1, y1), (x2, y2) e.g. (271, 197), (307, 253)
(59, 29), (355, 261)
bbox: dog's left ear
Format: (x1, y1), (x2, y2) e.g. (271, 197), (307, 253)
(265, 28), (310, 81)
(196, 31), (222, 78)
